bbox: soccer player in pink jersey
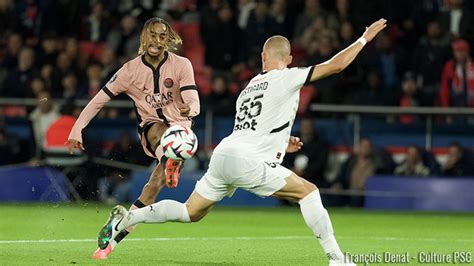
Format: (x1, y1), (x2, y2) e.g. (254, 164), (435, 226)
(66, 18), (200, 259)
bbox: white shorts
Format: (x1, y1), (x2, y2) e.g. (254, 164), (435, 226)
(195, 153), (292, 202)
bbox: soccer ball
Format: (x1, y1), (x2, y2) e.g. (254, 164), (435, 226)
(161, 125), (198, 161)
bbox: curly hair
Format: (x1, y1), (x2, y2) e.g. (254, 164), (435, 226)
(138, 17), (182, 55)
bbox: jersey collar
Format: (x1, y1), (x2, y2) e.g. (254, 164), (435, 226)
(141, 51), (169, 73)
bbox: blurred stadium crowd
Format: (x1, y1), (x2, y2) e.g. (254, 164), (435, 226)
(0, 0), (473, 203)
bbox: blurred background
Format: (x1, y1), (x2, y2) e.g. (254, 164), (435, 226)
(0, 0), (473, 211)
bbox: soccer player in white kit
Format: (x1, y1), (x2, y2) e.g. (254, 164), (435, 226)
(98, 19), (387, 265)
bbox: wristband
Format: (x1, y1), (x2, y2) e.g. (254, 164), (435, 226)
(358, 37), (367, 46)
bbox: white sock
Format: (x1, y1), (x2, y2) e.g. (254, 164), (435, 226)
(109, 204), (139, 250)
(299, 190), (344, 260)
(110, 239), (118, 249)
(119, 200), (190, 231)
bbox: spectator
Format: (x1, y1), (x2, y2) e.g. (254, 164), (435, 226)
(200, 0), (223, 55)
(270, 0), (291, 37)
(241, 0), (278, 62)
(0, 32), (23, 69)
(237, 0), (255, 30)
(412, 19), (451, 106)
(202, 4), (240, 70)
(64, 37), (85, 69)
(0, 0), (14, 38)
(83, 63), (102, 98)
(394, 16), (420, 61)
(54, 0), (81, 36)
(338, 21), (355, 48)
(293, 0), (326, 45)
(28, 77), (47, 98)
(307, 34), (340, 104)
(51, 52), (76, 97)
(440, 39), (474, 108)
(411, 0), (442, 31)
(14, 0), (41, 41)
(399, 72), (421, 124)
(439, 0), (474, 43)
(332, 138), (384, 207)
(333, 0), (354, 28)
(355, 70), (386, 106)
(29, 91), (60, 156)
(45, 103), (78, 148)
(0, 126), (21, 165)
(350, 0), (390, 36)
(336, 21), (364, 103)
(205, 74), (235, 116)
(284, 117), (329, 188)
(1, 47), (36, 98)
(394, 145), (431, 177)
(98, 131), (139, 203)
(444, 142), (474, 176)
(157, 0), (183, 21)
(300, 16), (333, 53)
(106, 14), (140, 60)
(40, 64), (54, 91)
(61, 72), (84, 100)
(36, 32), (59, 67)
(373, 32), (407, 92)
(99, 46), (119, 86)
(81, 1), (110, 43)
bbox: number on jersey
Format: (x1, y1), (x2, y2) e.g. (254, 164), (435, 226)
(234, 94), (263, 131)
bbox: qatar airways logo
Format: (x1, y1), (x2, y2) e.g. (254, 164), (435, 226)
(145, 91), (174, 109)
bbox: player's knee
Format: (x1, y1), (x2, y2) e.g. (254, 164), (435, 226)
(297, 178), (318, 200)
(188, 209), (206, 222)
(186, 204), (209, 222)
(305, 182), (317, 193)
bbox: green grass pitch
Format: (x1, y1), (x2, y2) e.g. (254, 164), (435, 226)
(0, 203), (473, 265)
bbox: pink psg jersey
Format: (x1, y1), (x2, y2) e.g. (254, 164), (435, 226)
(104, 51), (198, 128)
(69, 51), (200, 157)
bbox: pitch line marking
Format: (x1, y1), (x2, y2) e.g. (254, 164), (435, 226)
(0, 235), (472, 244)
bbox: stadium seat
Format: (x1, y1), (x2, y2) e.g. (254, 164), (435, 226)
(43, 119), (88, 201)
(79, 41), (105, 62)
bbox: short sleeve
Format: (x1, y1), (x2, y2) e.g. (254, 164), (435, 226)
(103, 66), (130, 98)
(284, 66), (315, 92)
(179, 58), (197, 91)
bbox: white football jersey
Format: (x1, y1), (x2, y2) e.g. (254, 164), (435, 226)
(214, 66), (314, 164)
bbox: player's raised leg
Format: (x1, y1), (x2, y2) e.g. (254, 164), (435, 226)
(126, 191), (215, 227)
(98, 191), (216, 246)
(273, 173), (354, 266)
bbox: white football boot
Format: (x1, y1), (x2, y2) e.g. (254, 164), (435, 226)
(97, 205), (128, 250)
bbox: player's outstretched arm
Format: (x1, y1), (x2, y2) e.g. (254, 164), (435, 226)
(309, 18), (387, 82)
(67, 90), (113, 154)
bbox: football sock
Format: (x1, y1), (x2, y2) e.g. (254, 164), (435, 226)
(111, 230), (129, 248)
(119, 200), (190, 231)
(298, 190), (344, 260)
(110, 200), (146, 249)
(132, 199), (146, 208)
